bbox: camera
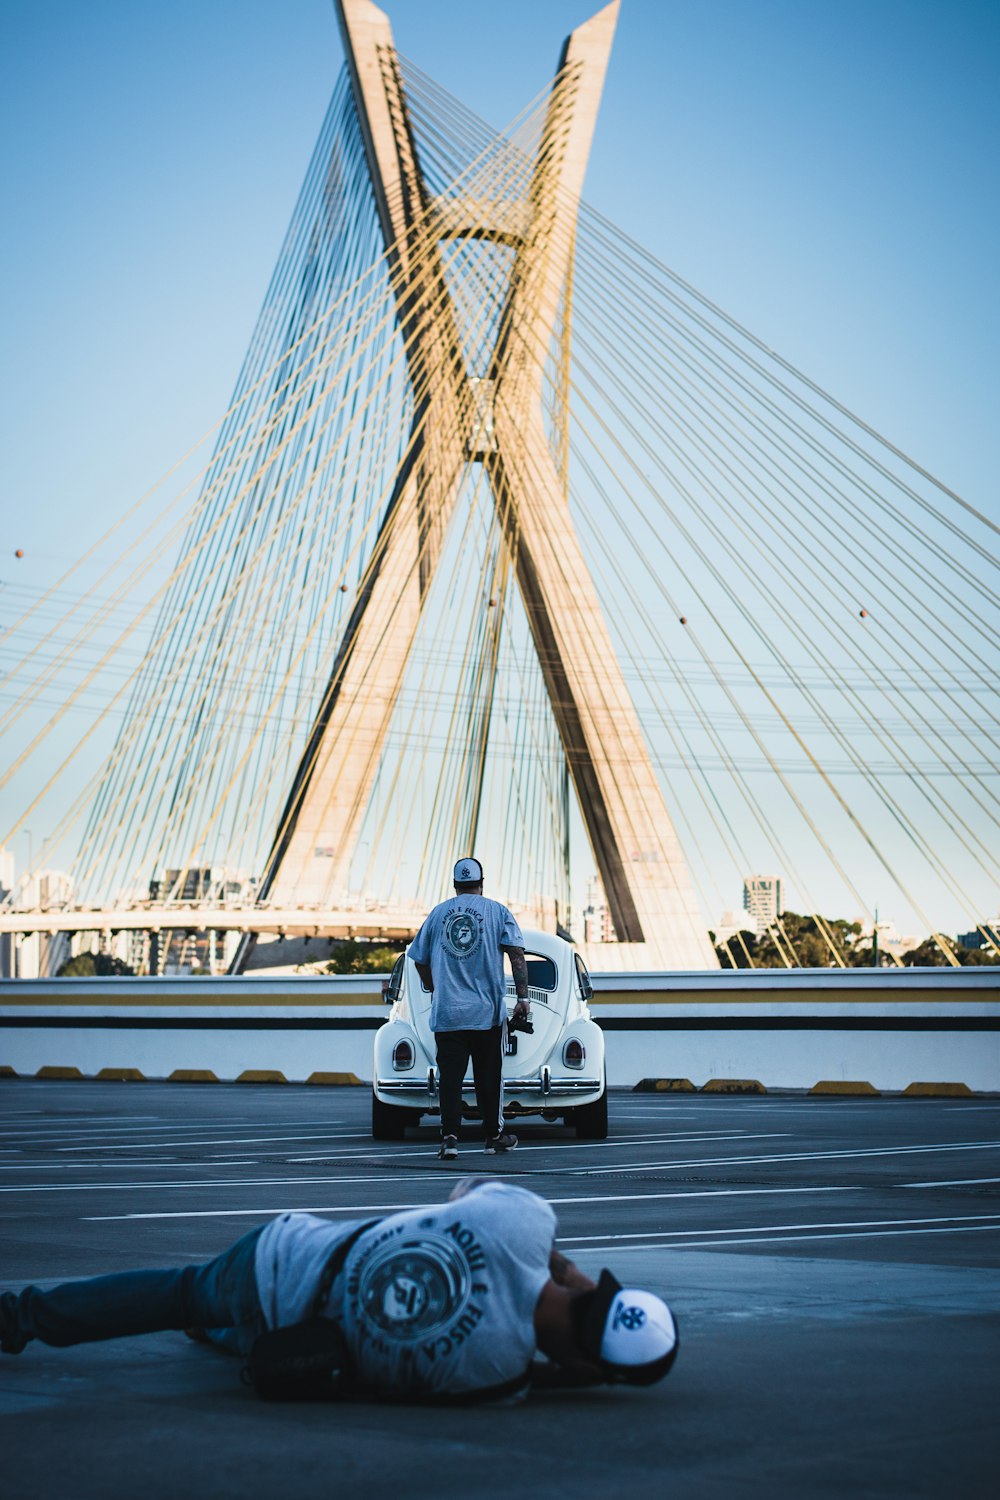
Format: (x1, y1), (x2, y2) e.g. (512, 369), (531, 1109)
(508, 1011), (534, 1036)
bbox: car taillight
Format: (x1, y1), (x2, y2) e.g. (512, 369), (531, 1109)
(563, 1038), (585, 1069)
(392, 1039), (414, 1070)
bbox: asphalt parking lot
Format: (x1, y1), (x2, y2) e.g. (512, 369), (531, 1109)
(2, 1080), (998, 1498)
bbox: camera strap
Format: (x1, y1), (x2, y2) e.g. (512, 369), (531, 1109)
(243, 1218), (378, 1400)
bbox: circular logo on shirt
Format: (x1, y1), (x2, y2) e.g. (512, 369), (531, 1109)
(441, 909), (482, 960)
(358, 1235), (470, 1342)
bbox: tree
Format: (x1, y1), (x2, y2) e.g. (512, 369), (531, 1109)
(715, 912), (864, 969)
(902, 938), (998, 967)
(57, 951), (135, 978)
(956, 945), (1000, 966)
(713, 930), (759, 968)
(324, 939), (406, 974)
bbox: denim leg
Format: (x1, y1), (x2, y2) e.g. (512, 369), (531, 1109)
(8, 1226), (264, 1355)
(185, 1226), (265, 1357)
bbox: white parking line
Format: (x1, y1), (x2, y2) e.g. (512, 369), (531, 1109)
(81, 1183), (862, 1222)
(1, 1120), (212, 1137)
(566, 1139), (1000, 1174)
(0, 1118), (349, 1143)
(285, 1130), (790, 1162)
(8, 1136), (998, 1192)
(0, 1114), (167, 1126)
(900, 1177), (1000, 1188)
(3, 1170), (445, 1194)
(82, 1185), (451, 1220)
(0, 1161), (187, 1170)
(565, 1223), (1000, 1252)
(559, 1211), (1000, 1244)
(605, 1110), (697, 1117)
(55, 1131), (372, 1152)
(616, 1101), (873, 1110)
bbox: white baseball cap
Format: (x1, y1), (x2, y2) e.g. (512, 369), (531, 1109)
(453, 857), (483, 884)
(573, 1269), (679, 1385)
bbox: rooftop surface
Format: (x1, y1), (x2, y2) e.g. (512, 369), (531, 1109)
(2, 1081), (998, 1498)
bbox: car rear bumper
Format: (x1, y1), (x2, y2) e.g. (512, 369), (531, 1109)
(375, 1071), (604, 1108)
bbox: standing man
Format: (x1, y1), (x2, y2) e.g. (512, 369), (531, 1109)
(409, 857), (530, 1159)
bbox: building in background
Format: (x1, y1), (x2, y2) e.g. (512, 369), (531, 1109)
(145, 867), (256, 974)
(743, 875), (782, 936)
(854, 915), (919, 965)
(713, 909), (752, 944)
(0, 847), (14, 979)
(956, 918), (1000, 956)
(582, 875), (616, 944)
(3, 866), (74, 978)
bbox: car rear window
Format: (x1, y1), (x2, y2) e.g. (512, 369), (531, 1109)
(504, 952), (557, 991)
(527, 955), (557, 990)
(419, 952), (558, 992)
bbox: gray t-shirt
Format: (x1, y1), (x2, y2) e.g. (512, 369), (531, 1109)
(254, 1184), (555, 1398)
(408, 894), (523, 1031)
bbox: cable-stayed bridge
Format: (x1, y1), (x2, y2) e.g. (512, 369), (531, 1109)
(1, 0), (997, 977)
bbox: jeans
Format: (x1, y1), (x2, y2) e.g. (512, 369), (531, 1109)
(5, 1226), (265, 1358)
(435, 1025), (505, 1140)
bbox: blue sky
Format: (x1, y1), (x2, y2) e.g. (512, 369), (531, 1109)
(2, 0), (996, 527)
(1, 0), (997, 932)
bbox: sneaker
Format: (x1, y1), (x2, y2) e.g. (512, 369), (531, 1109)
(438, 1136), (459, 1160)
(484, 1132), (518, 1155)
(0, 1291), (27, 1355)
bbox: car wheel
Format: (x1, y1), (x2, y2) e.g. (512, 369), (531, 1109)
(570, 1084), (608, 1140)
(371, 1090), (417, 1140)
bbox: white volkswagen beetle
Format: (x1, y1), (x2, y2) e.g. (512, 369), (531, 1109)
(372, 928), (607, 1140)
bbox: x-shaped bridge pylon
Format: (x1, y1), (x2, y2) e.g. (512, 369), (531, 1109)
(244, 0), (717, 970)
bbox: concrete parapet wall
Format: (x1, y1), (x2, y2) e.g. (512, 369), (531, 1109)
(590, 967), (999, 1092)
(0, 968), (996, 1092)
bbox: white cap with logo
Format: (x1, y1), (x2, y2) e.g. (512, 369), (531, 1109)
(453, 857), (484, 884)
(575, 1269), (679, 1385)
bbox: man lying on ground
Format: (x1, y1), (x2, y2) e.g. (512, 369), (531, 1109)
(1, 1179), (678, 1401)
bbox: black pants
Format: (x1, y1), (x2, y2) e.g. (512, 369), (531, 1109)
(435, 1026), (504, 1141)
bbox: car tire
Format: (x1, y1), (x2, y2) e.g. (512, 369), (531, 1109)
(570, 1083), (608, 1140)
(371, 1091), (418, 1140)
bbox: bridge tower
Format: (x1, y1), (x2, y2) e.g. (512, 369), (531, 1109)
(238, 0), (717, 970)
